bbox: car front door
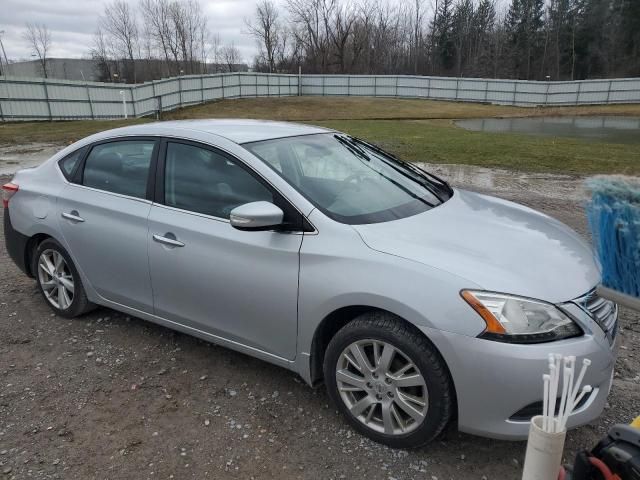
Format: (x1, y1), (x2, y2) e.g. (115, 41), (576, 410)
(147, 139), (303, 360)
(57, 138), (158, 313)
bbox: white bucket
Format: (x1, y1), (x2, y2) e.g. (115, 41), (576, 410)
(521, 415), (566, 480)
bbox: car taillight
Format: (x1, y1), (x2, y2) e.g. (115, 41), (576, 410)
(2, 182), (19, 208)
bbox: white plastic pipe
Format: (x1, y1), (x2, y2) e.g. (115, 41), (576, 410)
(522, 415), (566, 480)
(548, 363), (558, 432)
(119, 90), (127, 119)
(542, 374), (550, 432)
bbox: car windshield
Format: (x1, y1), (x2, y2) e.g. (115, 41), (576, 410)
(243, 133), (452, 225)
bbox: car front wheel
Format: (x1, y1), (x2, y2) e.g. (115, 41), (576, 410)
(324, 312), (454, 448)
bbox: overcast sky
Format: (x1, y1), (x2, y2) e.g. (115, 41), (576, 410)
(0, 0), (443, 65)
(0, 0), (272, 63)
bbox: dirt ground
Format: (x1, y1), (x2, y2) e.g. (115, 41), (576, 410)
(0, 148), (639, 480)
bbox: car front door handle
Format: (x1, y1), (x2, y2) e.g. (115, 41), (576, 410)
(152, 234), (185, 248)
(62, 211), (85, 223)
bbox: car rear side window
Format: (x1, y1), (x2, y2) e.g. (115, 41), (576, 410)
(58, 147), (86, 181)
(164, 142), (273, 219)
(82, 140), (156, 199)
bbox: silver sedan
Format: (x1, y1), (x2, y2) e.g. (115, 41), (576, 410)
(2, 120), (618, 448)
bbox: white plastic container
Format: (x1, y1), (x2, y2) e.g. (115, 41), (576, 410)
(521, 415), (566, 480)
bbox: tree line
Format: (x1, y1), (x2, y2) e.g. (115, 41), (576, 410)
(247, 0), (639, 80)
(91, 0), (245, 82)
(18, 0), (640, 82)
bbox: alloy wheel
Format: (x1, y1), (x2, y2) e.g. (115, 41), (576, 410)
(38, 249), (75, 310)
(336, 339), (428, 435)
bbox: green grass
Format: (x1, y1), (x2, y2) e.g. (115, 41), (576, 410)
(0, 119), (151, 146)
(2, 97), (639, 175)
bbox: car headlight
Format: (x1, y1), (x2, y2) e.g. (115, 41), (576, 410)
(461, 290), (582, 344)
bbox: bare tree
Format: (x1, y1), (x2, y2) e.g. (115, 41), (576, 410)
(140, 0), (175, 75)
(99, 0), (139, 81)
(91, 27), (115, 81)
(287, 0), (334, 73)
(23, 23), (52, 78)
(221, 43), (242, 72)
(245, 0), (281, 73)
(326, 2), (357, 73)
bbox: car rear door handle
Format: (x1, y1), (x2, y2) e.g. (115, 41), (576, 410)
(62, 211), (85, 223)
(152, 234), (185, 248)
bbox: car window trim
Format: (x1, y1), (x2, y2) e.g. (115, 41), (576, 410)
(57, 146), (88, 182)
(155, 137), (314, 233)
(74, 136), (161, 202)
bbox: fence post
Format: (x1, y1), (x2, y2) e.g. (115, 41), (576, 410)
(298, 66), (301, 96)
(221, 74), (225, 99)
(484, 80), (489, 103)
(178, 75), (183, 107)
(42, 79), (52, 121)
(155, 95), (162, 120)
(605, 80), (613, 104)
(239, 72), (242, 98)
(575, 81), (582, 105)
(322, 75), (325, 97)
(395, 76), (399, 98)
(374, 76), (378, 97)
(455, 78), (459, 100)
(0, 78), (4, 121)
(255, 73), (258, 97)
(347, 75), (351, 96)
(426, 77), (431, 99)
(512, 81), (518, 106)
(200, 75), (204, 104)
(545, 80), (550, 106)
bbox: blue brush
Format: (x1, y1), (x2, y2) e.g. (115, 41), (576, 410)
(586, 176), (640, 310)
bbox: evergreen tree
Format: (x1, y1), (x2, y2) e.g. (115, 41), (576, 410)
(434, 0), (456, 73)
(506, 0), (545, 79)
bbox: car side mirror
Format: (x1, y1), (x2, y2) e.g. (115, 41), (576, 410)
(229, 201), (284, 231)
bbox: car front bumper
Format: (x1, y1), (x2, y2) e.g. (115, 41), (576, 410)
(419, 309), (618, 440)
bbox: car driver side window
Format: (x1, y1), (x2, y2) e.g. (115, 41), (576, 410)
(164, 142), (274, 219)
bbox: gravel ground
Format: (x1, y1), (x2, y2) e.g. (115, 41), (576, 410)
(0, 148), (639, 480)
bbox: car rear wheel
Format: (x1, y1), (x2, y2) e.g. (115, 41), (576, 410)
(34, 238), (94, 318)
(324, 312), (454, 448)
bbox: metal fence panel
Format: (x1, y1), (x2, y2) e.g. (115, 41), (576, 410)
(1, 72), (639, 121)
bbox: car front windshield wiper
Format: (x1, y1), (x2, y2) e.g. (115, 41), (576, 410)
(334, 134), (371, 162)
(350, 137), (454, 198)
(347, 137), (449, 203)
(335, 135), (435, 208)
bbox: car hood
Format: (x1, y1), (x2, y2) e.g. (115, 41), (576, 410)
(353, 189), (599, 304)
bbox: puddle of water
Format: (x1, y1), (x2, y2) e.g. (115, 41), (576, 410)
(0, 144), (63, 176)
(416, 162), (587, 201)
(456, 116), (640, 144)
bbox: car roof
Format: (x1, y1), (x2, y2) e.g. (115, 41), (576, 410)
(96, 119), (333, 144)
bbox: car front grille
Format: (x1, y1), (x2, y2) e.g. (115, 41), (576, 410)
(574, 289), (618, 341)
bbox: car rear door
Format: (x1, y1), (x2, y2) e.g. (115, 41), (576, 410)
(147, 139), (303, 360)
(57, 138), (159, 313)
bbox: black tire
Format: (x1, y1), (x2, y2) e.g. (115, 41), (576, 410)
(323, 311), (454, 449)
(33, 238), (94, 318)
